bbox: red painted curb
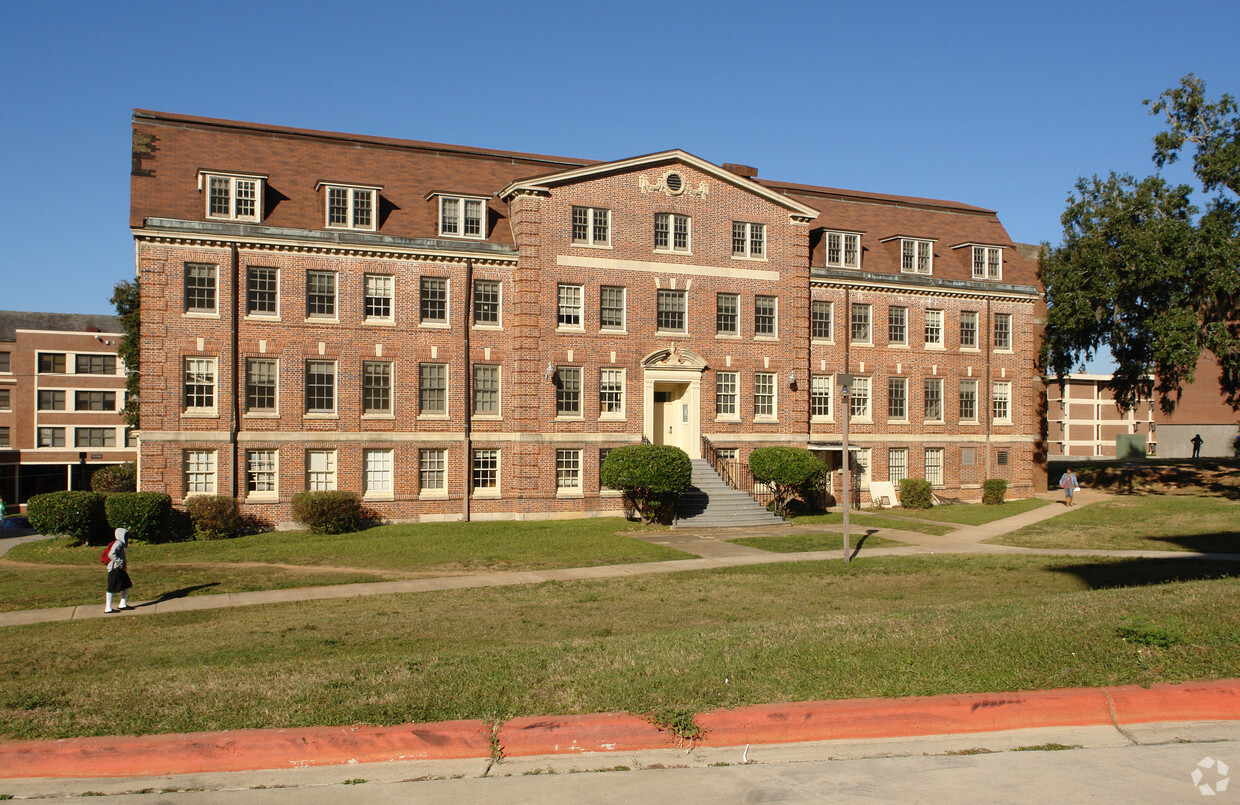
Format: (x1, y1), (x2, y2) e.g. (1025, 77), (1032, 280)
(0, 719), (492, 779)
(2, 679), (1238, 779)
(696, 687), (1113, 747)
(500, 712), (678, 757)
(1108, 679), (1240, 725)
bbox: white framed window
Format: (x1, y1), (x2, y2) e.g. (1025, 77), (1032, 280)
(75, 354), (117, 375)
(657, 289), (687, 333)
(994, 313), (1012, 350)
(38, 427), (65, 447)
(924, 447), (944, 486)
(246, 358), (278, 414)
(556, 448), (582, 491)
(420, 277), (448, 324)
(75, 428), (116, 448)
(420, 448), (446, 495)
(572, 206), (609, 246)
(75, 391), (117, 411)
(901, 239), (933, 274)
(202, 172), (263, 222)
(851, 303), (872, 344)
(37, 389), (65, 410)
(888, 306), (907, 346)
(993, 381), (1012, 423)
(184, 263), (217, 314)
(754, 296), (778, 337)
(732, 221), (765, 258)
(717, 293), (739, 335)
(184, 450), (217, 496)
(850, 376), (871, 420)
(716, 372), (738, 418)
(599, 368), (625, 418)
(473, 364), (500, 416)
(654, 213), (691, 252)
(555, 366), (581, 417)
(972, 246), (1002, 280)
(183, 357), (217, 414)
(363, 361), (392, 415)
(439, 196), (486, 239)
(0, 351), (9, 373)
(888, 377), (907, 421)
(959, 379), (978, 423)
(925, 309), (944, 347)
(246, 449), (278, 498)
(38, 353), (65, 374)
(811, 300), (833, 341)
(960, 311), (979, 349)
(600, 285), (626, 331)
(889, 448), (908, 485)
(811, 374), (832, 419)
(363, 449), (393, 497)
(364, 274), (394, 322)
(305, 360), (336, 415)
(0, 427), (7, 448)
(0, 388), (8, 411)
(558, 284), (584, 329)
(824, 231), (861, 268)
(473, 279), (501, 326)
(754, 372), (777, 419)
(924, 377), (944, 422)
(473, 449), (500, 494)
(306, 449), (337, 491)
(419, 363), (447, 416)
(246, 266), (279, 317)
(322, 183), (377, 231)
(306, 271), (337, 319)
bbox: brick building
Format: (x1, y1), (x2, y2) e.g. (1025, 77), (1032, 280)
(130, 111), (1045, 525)
(0, 311), (134, 507)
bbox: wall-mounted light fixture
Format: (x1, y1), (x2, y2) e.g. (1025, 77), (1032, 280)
(544, 363), (555, 381)
(787, 371), (797, 387)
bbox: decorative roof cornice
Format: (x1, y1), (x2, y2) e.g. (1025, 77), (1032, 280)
(810, 268), (1041, 301)
(134, 218), (518, 265)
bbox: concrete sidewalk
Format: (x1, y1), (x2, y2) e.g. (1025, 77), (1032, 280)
(2, 489), (1237, 628)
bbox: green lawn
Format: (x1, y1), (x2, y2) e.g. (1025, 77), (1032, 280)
(0, 519), (690, 611)
(987, 496), (1240, 553)
(729, 532), (907, 553)
(1, 554), (1236, 740)
(892, 497), (1052, 525)
(786, 512), (954, 536)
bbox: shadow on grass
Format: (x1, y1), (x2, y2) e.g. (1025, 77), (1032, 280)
(850, 529), (880, 562)
(1051, 459), (1240, 500)
(1048, 558), (1240, 590)
(1143, 533), (1240, 554)
(139, 583), (220, 607)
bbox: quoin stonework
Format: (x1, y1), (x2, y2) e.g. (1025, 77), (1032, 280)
(130, 110), (1046, 525)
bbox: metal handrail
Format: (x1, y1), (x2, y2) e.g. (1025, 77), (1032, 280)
(700, 435), (775, 508)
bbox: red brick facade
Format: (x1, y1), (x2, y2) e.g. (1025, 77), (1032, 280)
(131, 111), (1045, 525)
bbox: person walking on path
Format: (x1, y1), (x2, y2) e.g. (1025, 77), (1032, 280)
(1059, 469), (1081, 507)
(104, 528), (132, 613)
(1191, 433), (1204, 458)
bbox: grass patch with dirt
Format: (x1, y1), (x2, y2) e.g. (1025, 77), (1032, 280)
(785, 512), (954, 536)
(889, 497), (1052, 526)
(987, 496), (1240, 553)
(728, 532), (907, 552)
(0, 519), (690, 611)
(1, 554), (1236, 740)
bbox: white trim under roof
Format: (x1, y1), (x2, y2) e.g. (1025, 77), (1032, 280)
(879, 234), (940, 243)
(949, 241), (1007, 250)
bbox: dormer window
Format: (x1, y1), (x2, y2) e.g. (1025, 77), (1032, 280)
(972, 246), (1003, 280)
(200, 171), (264, 222)
(824, 230), (861, 269)
(900, 238), (933, 275)
(319, 183), (379, 231)
(438, 195), (487, 239)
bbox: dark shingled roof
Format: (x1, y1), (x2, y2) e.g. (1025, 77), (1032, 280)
(0, 311), (122, 342)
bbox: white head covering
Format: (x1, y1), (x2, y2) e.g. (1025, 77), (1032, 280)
(114, 528), (128, 544)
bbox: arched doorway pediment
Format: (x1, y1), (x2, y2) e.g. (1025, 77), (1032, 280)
(640, 345), (708, 371)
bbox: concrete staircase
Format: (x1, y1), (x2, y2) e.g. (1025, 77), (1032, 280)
(673, 460), (788, 529)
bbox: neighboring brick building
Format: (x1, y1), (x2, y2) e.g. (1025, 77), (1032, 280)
(130, 111), (1045, 525)
(0, 311), (134, 507)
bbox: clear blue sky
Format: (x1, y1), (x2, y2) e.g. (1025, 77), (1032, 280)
(2, 0), (1237, 323)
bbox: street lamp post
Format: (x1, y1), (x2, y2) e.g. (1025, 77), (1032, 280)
(837, 373), (853, 563)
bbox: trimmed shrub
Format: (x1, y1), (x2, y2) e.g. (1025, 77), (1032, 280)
(90, 462), (137, 494)
(291, 490), (363, 534)
(982, 478), (1008, 505)
(105, 492), (172, 542)
(748, 447), (827, 516)
(600, 445), (692, 525)
(26, 491), (110, 545)
(899, 478), (934, 510)
(185, 495), (243, 541)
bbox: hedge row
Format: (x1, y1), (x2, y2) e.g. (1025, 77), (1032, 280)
(27, 491), (173, 545)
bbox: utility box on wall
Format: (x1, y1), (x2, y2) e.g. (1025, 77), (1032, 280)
(1116, 434), (1147, 460)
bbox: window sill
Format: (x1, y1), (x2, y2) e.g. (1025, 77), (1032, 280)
(303, 413), (338, 420)
(598, 414), (626, 422)
(363, 492), (395, 502)
(363, 319), (396, 327)
(571, 243), (612, 250)
(852, 341), (874, 348)
(599, 328), (627, 335)
(419, 322), (450, 329)
(654, 249), (693, 257)
(556, 326), (586, 334)
(555, 415), (585, 422)
(439, 233), (486, 241)
(887, 343), (910, 349)
(754, 335), (779, 342)
(361, 413), (395, 420)
(850, 418), (874, 425)
(556, 489), (584, 498)
(304, 317), (339, 325)
(471, 489), (501, 499)
(993, 348), (1014, 354)
(923, 420), (945, 425)
(326, 224), (377, 233)
(244, 494), (279, 502)
(599, 490), (623, 498)
(472, 323), (503, 331)
(924, 344), (946, 351)
(731, 255), (769, 263)
(753, 416), (779, 424)
(888, 418), (909, 425)
(181, 410), (219, 419)
(810, 416), (835, 424)
(183, 311), (220, 319)
(471, 414), (503, 421)
(243, 412), (281, 419)
(824, 264), (861, 271)
(715, 416), (741, 423)
(418, 414), (450, 421)
(419, 491), (448, 501)
(245, 314), (280, 322)
(961, 347), (981, 353)
(715, 333), (741, 340)
(810, 339), (835, 346)
(656, 331), (690, 339)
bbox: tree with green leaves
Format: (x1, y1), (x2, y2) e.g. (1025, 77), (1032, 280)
(110, 279), (140, 428)
(1040, 75), (1240, 413)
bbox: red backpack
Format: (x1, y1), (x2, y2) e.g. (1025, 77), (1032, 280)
(99, 542), (114, 564)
